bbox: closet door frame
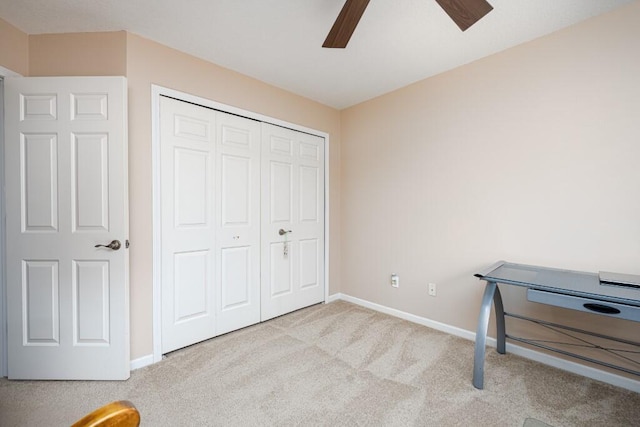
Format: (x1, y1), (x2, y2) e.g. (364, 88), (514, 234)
(150, 85), (330, 364)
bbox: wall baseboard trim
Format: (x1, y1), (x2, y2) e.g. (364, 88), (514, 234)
(336, 293), (476, 340)
(130, 354), (154, 371)
(326, 293), (342, 303)
(333, 293), (640, 393)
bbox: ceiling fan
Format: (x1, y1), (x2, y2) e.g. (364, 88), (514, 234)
(323, 0), (493, 48)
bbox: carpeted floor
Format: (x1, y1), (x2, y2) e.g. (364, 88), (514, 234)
(1, 300), (639, 426)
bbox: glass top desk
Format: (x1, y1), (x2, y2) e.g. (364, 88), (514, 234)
(472, 261), (640, 389)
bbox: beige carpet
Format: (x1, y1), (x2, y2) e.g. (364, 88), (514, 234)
(523, 418), (553, 427)
(1, 301), (638, 426)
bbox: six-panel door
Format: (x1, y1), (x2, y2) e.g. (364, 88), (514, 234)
(5, 77), (129, 380)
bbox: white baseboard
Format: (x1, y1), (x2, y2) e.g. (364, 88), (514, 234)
(333, 293), (640, 393)
(130, 354), (154, 371)
(337, 293), (477, 340)
(326, 293), (342, 303)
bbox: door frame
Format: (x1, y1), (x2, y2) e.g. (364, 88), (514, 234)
(0, 66), (23, 378)
(150, 85), (331, 363)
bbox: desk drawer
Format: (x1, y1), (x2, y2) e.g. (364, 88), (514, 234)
(527, 289), (640, 322)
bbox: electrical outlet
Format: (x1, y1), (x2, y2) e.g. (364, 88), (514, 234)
(428, 283), (437, 297)
(391, 274), (399, 288)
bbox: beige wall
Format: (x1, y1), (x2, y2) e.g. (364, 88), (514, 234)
(29, 31), (126, 76)
(340, 2), (640, 373)
(0, 18), (28, 75)
(125, 33), (342, 359)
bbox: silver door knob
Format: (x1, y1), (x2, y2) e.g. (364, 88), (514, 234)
(95, 240), (122, 250)
(278, 229), (292, 235)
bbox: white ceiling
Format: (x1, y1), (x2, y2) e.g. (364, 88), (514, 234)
(0, 0), (634, 109)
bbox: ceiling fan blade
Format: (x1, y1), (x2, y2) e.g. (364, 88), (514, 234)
(435, 0), (493, 31)
(323, 0), (371, 48)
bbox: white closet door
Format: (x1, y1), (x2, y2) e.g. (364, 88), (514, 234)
(215, 112), (261, 334)
(5, 76), (129, 379)
(159, 96), (326, 352)
(261, 123), (325, 321)
(160, 97), (216, 353)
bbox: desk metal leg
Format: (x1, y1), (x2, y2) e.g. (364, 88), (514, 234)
(473, 281), (497, 389)
(494, 285), (505, 355)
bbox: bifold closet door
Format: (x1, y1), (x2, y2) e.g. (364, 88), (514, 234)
(160, 97), (262, 353)
(160, 96), (324, 353)
(261, 123), (325, 321)
(160, 97), (217, 353)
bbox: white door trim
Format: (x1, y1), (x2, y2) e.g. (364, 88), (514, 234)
(151, 85), (330, 363)
(0, 66), (21, 78)
(0, 66), (24, 378)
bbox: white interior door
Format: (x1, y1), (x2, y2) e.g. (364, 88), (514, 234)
(215, 112), (261, 335)
(160, 96), (216, 353)
(4, 76), (129, 380)
(261, 123), (325, 321)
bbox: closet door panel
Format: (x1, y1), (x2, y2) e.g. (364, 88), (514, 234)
(221, 154), (250, 226)
(216, 112), (261, 335)
(220, 246), (251, 308)
(160, 97), (216, 354)
(261, 123), (325, 321)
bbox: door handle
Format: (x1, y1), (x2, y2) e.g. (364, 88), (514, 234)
(95, 240), (122, 251)
(278, 229), (292, 236)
